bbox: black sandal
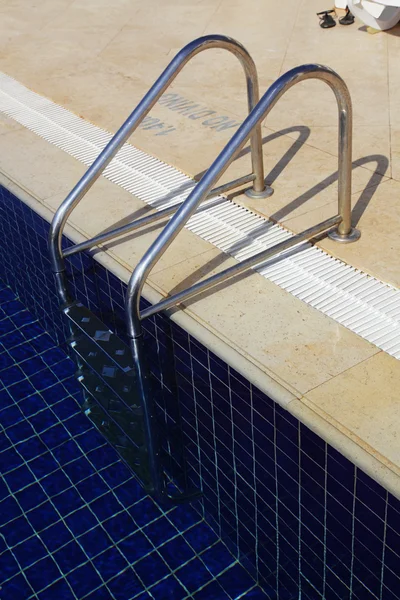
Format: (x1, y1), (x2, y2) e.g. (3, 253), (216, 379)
(339, 8), (355, 24)
(317, 10), (336, 28)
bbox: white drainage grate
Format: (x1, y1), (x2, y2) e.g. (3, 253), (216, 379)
(1, 71), (400, 359)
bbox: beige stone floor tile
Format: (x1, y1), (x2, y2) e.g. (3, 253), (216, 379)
(151, 250), (379, 395)
(274, 1), (390, 164)
(0, 0), (73, 34)
(27, 61), (147, 134)
(0, 128), (87, 201)
(98, 2), (220, 86)
(0, 33), (114, 88)
(200, 0), (300, 85)
(388, 26), (400, 129)
(0, 113), (22, 136)
(302, 352), (400, 470)
(234, 134), (389, 225)
(104, 227), (217, 278)
(283, 178), (400, 288)
(47, 183), (218, 277)
(47, 1), (136, 32)
(280, 125), (391, 178)
(389, 127), (400, 182)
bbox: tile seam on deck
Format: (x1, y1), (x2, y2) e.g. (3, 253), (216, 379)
(1, 71), (400, 360)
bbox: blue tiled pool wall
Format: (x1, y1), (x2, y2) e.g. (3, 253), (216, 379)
(1, 184), (400, 600)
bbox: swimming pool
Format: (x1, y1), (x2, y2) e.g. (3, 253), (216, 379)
(0, 279), (267, 599)
(1, 184), (400, 599)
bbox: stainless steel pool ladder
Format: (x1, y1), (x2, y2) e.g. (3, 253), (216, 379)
(49, 34), (360, 503)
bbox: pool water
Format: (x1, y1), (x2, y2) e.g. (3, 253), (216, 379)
(0, 280), (267, 600)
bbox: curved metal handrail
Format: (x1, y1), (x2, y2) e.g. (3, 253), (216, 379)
(126, 63), (361, 339)
(48, 34), (268, 303)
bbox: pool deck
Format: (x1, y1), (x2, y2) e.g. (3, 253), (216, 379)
(1, 0), (400, 498)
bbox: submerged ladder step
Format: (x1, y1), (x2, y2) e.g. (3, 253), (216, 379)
(64, 302), (133, 373)
(65, 303), (156, 491)
(70, 334), (139, 407)
(78, 369), (145, 442)
(81, 393), (150, 487)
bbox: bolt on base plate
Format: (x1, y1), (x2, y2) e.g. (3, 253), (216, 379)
(328, 227), (361, 244)
(245, 185), (274, 199)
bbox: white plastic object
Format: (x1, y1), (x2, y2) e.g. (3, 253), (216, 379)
(348, 0), (400, 29)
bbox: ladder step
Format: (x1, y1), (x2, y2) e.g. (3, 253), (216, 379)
(64, 303), (133, 373)
(82, 390), (151, 487)
(64, 302), (200, 502)
(70, 335), (139, 408)
(78, 370), (145, 445)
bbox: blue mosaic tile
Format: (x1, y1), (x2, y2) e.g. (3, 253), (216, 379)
(150, 575), (187, 599)
(107, 568), (143, 600)
(66, 561), (102, 597)
(117, 530), (153, 564)
(0, 352), (14, 371)
(51, 487), (84, 517)
(103, 510), (137, 543)
(40, 468), (71, 497)
(0, 550), (20, 580)
(24, 556), (62, 593)
(63, 456), (95, 484)
(1, 515), (34, 546)
(38, 578), (75, 600)
(0, 405), (24, 428)
(100, 460), (134, 487)
(52, 439), (82, 466)
(13, 535), (47, 569)
(3, 463), (34, 492)
(76, 473), (109, 503)
(128, 497), (162, 527)
(51, 397), (80, 420)
(18, 393), (47, 418)
(93, 546), (128, 581)
(0, 480), (9, 501)
(40, 423), (70, 448)
(176, 557), (212, 593)
(39, 521), (73, 552)
(65, 506), (98, 536)
(200, 541), (235, 576)
(0, 364), (25, 386)
(133, 551), (170, 587)
(168, 503), (202, 532)
(19, 355), (47, 377)
(86, 444), (119, 470)
(112, 477), (144, 507)
(6, 419), (35, 445)
(30, 452), (59, 479)
(142, 516), (178, 546)
(0, 573), (34, 599)
(158, 535), (195, 570)
(8, 379), (37, 402)
(193, 579), (230, 600)
(217, 562), (255, 598)
(27, 499), (60, 532)
(53, 539), (88, 574)
(30, 408), (59, 433)
(90, 491), (123, 522)
(78, 525), (111, 559)
(240, 587), (271, 598)
(84, 585), (115, 600)
(9, 342), (36, 362)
